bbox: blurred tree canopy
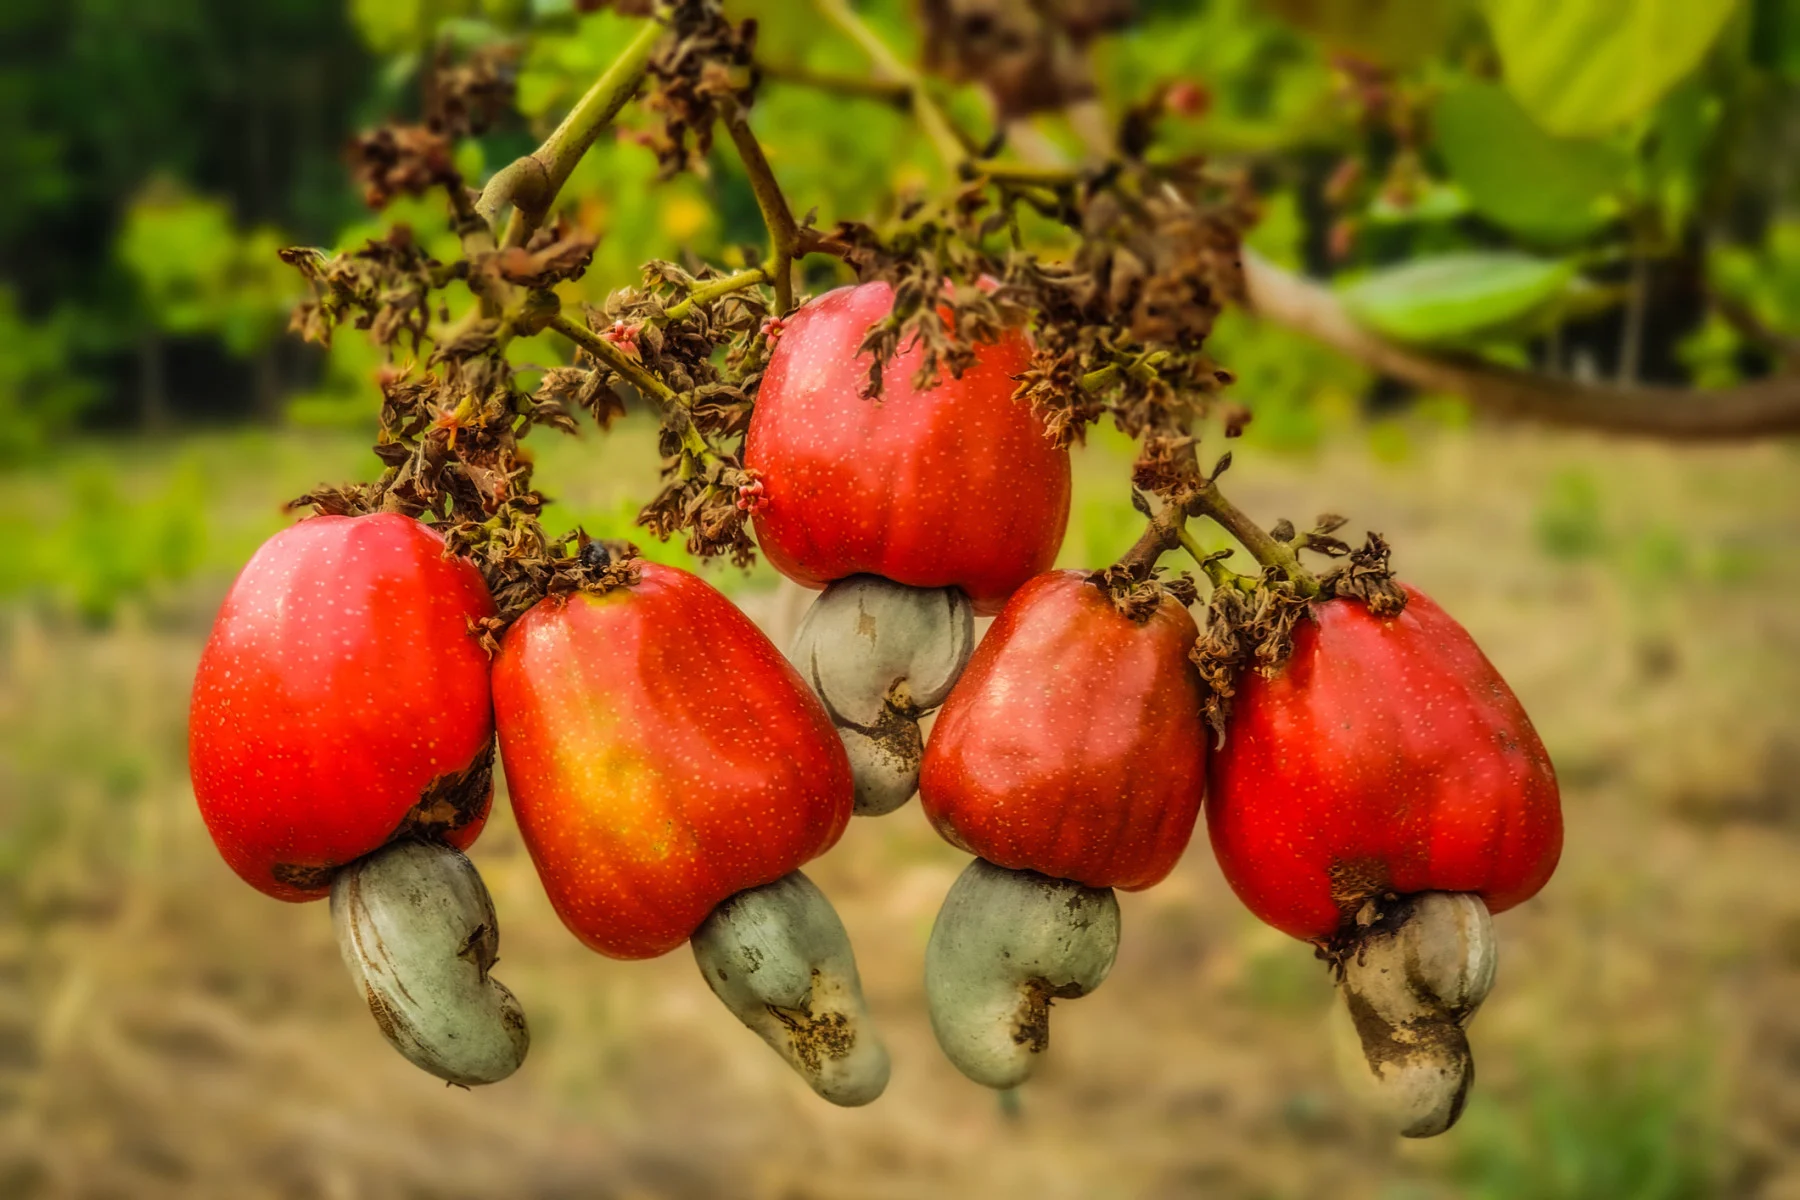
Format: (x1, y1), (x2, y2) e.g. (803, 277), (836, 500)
(0, 0), (372, 438)
(2, 0), (1798, 458)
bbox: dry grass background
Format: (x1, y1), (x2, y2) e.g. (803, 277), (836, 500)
(2, 420), (1798, 1199)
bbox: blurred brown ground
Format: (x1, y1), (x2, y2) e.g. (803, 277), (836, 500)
(2, 423), (1799, 1199)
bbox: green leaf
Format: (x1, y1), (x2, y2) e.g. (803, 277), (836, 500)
(1433, 81), (1626, 245)
(1339, 253), (1576, 346)
(1483, 0), (1739, 137)
(1708, 216), (1800, 348)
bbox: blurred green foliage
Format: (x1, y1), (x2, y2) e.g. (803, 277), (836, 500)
(1431, 82), (1625, 246)
(1483, 0), (1737, 138)
(117, 182), (296, 357)
(1450, 1048), (1727, 1199)
(1681, 216), (1800, 386)
(0, 289), (97, 462)
(0, 0), (372, 431)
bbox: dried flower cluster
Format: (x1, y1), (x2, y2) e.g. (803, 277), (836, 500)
(919, 0), (1135, 119)
(637, 1), (759, 178)
(281, 230), (452, 351)
(583, 261), (773, 565)
(426, 41), (521, 140)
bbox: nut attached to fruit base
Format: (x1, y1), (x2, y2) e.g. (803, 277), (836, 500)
(691, 871), (891, 1107)
(330, 838), (529, 1087)
(790, 576), (974, 816)
(925, 857), (1120, 1090)
(1333, 890), (1497, 1138)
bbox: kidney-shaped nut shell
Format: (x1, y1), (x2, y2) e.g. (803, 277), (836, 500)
(1335, 891), (1497, 1138)
(789, 575), (974, 728)
(331, 838), (529, 1087)
(692, 871), (890, 1107)
(924, 857), (1119, 1090)
(837, 722), (924, 818)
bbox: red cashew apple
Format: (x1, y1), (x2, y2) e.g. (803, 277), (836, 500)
(743, 280), (1072, 616)
(492, 560), (853, 959)
(918, 569), (1204, 1088)
(920, 570), (1210, 890)
(189, 513), (498, 901)
(1207, 584), (1563, 943)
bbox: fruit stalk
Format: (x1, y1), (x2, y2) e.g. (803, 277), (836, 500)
(1184, 475), (1317, 595)
(721, 100), (799, 313)
(546, 313), (709, 457)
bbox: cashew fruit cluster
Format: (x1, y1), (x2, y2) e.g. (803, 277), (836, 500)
(191, 518), (882, 1103)
(189, 284), (1561, 1137)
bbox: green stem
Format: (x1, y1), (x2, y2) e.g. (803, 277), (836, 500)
(1068, 285), (1308, 592)
(477, 19), (665, 245)
(812, 0), (967, 173)
(722, 105), (798, 314)
(1198, 555), (1242, 592)
(1175, 526), (1213, 570)
(660, 267), (773, 324)
(1186, 481), (1317, 596)
(547, 312), (709, 456)
(1178, 526), (1254, 593)
(1081, 363), (1121, 391)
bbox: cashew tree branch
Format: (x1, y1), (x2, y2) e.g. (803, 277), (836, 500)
(476, 19), (666, 246)
(721, 102), (799, 314)
(1241, 250), (1800, 441)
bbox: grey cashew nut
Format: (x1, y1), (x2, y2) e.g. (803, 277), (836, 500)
(330, 839), (529, 1087)
(924, 858), (1120, 1090)
(789, 576), (974, 816)
(1334, 890), (1497, 1138)
(691, 871), (890, 1107)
